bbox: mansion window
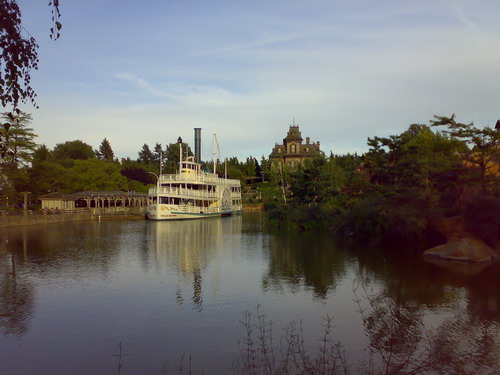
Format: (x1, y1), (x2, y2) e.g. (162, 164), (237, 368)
(291, 144), (296, 153)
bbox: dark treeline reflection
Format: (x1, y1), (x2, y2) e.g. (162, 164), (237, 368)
(0, 249), (34, 337)
(263, 232), (349, 298)
(0, 221), (145, 338)
(259, 229), (499, 373)
(261, 229), (499, 322)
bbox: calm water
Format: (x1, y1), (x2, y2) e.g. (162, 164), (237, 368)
(0, 213), (499, 374)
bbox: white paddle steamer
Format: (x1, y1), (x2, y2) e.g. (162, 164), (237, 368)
(146, 130), (242, 220)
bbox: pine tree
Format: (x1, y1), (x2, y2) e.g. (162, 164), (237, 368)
(96, 138), (114, 161)
(0, 111), (37, 168)
(138, 144), (154, 165)
(153, 143), (164, 166)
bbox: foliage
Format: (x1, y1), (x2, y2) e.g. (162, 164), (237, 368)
(431, 115), (500, 193)
(262, 117), (496, 250)
(234, 307), (348, 375)
(137, 143), (154, 165)
(163, 142), (192, 173)
(120, 159), (155, 185)
(0, 111), (37, 203)
(52, 140), (95, 162)
(153, 142), (164, 167)
(0, 111), (37, 168)
(15, 143), (152, 198)
(463, 194), (500, 247)
(95, 138), (114, 161)
(0, 0), (61, 110)
(214, 156), (260, 183)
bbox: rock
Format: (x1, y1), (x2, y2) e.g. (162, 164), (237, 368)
(423, 216), (497, 263)
(423, 236), (497, 262)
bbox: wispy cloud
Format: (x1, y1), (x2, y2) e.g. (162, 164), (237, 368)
(23, 0), (500, 161)
(452, 3), (476, 29)
(113, 73), (172, 99)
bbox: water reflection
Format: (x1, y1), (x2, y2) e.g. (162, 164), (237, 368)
(0, 242), (34, 338)
(354, 281), (500, 375)
(263, 232), (349, 298)
(0, 221), (143, 337)
(148, 216), (242, 310)
(0, 216), (498, 375)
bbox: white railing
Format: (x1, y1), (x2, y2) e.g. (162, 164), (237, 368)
(148, 187), (242, 199)
(148, 187), (222, 199)
(173, 205), (221, 214)
(159, 172), (240, 186)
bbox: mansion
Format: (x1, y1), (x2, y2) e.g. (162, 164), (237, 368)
(269, 124), (322, 168)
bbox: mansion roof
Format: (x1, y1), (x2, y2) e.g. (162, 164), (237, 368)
(269, 125), (321, 164)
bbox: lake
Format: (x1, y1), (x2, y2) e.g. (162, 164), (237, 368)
(1, 213), (499, 374)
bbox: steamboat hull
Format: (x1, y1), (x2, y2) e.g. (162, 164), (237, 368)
(146, 206), (242, 220)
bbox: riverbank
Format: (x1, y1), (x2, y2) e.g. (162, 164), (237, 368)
(0, 206), (262, 228)
(242, 203), (264, 212)
(0, 207), (146, 228)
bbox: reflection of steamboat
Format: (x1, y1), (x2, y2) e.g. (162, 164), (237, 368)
(146, 129), (242, 220)
(150, 214), (243, 309)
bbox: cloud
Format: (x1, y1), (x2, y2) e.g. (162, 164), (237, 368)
(24, 0), (500, 162)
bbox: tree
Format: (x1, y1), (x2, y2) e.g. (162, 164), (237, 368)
(31, 144), (51, 163)
(137, 143), (154, 165)
(26, 159), (68, 195)
(0, 111), (37, 168)
(52, 140), (95, 161)
(120, 159), (154, 185)
(164, 142), (192, 173)
(96, 138), (114, 161)
(289, 156), (341, 206)
(0, 0), (61, 110)
(431, 115), (500, 193)
(153, 142), (164, 167)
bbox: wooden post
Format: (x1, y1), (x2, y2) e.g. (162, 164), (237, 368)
(21, 191), (31, 216)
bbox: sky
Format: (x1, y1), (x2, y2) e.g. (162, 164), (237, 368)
(15, 0), (500, 161)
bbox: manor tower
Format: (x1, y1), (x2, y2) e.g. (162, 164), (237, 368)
(269, 122), (321, 168)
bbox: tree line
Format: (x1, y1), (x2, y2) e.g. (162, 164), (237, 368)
(258, 116), (499, 251)
(1, 110), (498, 250)
(0, 111), (262, 209)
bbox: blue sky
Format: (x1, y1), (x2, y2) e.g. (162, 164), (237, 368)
(15, 0), (500, 161)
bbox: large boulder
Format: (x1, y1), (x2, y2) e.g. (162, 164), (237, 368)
(423, 216), (498, 262)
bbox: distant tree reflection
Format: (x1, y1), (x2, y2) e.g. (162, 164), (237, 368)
(0, 249), (34, 337)
(353, 281), (500, 375)
(262, 233), (348, 298)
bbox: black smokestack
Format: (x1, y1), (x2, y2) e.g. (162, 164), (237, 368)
(194, 128), (201, 163)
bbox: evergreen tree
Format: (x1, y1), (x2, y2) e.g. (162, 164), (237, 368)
(0, 111), (37, 168)
(96, 138), (114, 161)
(32, 144), (51, 163)
(153, 142), (164, 167)
(137, 144), (154, 165)
(164, 142), (192, 173)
